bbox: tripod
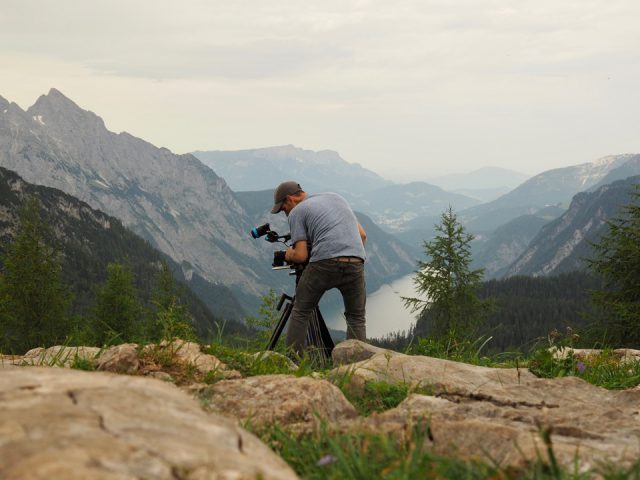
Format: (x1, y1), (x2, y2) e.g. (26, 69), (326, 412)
(266, 265), (335, 361)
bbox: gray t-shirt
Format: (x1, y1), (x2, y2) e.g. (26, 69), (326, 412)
(288, 193), (366, 263)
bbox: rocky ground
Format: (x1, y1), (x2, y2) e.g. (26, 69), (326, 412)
(2, 340), (640, 479)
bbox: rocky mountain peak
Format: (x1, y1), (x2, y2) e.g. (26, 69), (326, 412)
(27, 88), (107, 139)
(0, 96), (9, 111)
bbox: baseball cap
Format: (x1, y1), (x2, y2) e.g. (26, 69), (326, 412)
(271, 181), (302, 214)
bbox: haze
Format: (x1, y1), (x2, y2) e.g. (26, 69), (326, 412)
(2, 0), (639, 181)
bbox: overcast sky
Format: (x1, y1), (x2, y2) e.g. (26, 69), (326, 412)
(1, 0), (639, 181)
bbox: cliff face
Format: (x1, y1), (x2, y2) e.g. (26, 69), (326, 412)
(0, 89), (279, 301)
(504, 176), (640, 277)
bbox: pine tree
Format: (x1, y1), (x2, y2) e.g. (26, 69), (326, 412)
(92, 262), (142, 345)
(148, 261), (195, 342)
(586, 184), (640, 347)
(0, 197), (71, 353)
(403, 207), (491, 341)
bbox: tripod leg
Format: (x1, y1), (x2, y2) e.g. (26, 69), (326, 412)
(266, 301), (292, 351)
(315, 307), (335, 357)
(306, 307), (335, 362)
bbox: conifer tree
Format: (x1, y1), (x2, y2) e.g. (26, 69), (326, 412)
(0, 197), (71, 353)
(587, 185), (640, 347)
(403, 207), (491, 341)
(148, 261), (195, 342)
(92, 262), (142, 345)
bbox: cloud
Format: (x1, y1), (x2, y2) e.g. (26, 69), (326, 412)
(1, 0), (639, 177)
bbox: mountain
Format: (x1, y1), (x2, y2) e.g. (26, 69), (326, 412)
(503, 175), (640, 277)
(351, 182), (481, 233)
(428, 167), (531, 191)
(459, 154), (640, 233)
(471, 214), (552, 278)
(0, 89), (288, 312)
(0, 166), (248, 336)
(0, 89), (415, 312)
(193, 145), (391, 195)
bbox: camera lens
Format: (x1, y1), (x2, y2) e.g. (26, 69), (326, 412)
(251, 223), (270, 239)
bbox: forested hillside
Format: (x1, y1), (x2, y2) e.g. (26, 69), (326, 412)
(0, 167), (249, 341)
(475, 272), (603, 351)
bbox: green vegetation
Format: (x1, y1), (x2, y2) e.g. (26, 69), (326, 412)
(586, 184), (640, 347)
(404, 207), (492, 343)
(92, 262), (143, 345)
(259, 423), (499, 480)
(0, 198), (72, 353)
(256, 419), (640, 480)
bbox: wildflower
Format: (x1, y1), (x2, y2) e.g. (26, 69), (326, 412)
(316, 454), (337, 466)
(576, 361), (587, 374)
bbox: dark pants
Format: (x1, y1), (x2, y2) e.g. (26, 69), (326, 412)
(286, 259), (366, 356)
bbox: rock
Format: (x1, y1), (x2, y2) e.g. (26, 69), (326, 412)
(334, 345), (640, 470)
(250, 351), (299, 371)
(329, 347), (536, 399)
(16, 346), (101, 368)
(0, 367), (297, 480)
(553, 347), (640, 364)
(202, 374), (358, 434)
(331, 339), (389, 366)
(147, 371), (174, 382)
(96, 343), (140, 374)
(142, 340), (242, 381)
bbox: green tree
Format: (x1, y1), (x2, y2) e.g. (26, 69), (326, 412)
(0, 197), (71, 353)
(403, 206), (491, 341)
(245, 289), (281, 351)
(148, 261), (195, 342)
(92, 262), (142, 345)
(586, 185), (640, 347)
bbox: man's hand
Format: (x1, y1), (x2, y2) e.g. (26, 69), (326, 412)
(285, 240), (309, 264)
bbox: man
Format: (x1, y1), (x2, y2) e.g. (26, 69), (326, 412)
(271, 180), (367, 357)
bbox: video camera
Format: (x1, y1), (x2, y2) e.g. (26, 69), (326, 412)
(250, 223), (291, 268)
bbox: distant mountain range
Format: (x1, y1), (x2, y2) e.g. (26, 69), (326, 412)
(503, 175), (640, 277)
(0, 89), (415, 316)
(194, 146), (481, 233)
(193, 145), (391, 194)
(459, 154), (640, 234)
(427, 167), (531, 202)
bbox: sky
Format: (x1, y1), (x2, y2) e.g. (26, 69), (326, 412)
(1, 0), (639, 182)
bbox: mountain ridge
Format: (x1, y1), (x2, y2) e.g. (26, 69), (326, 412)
(503, 175), (640, 277)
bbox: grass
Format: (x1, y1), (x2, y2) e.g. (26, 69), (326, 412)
(528, 347), (640, 390)
(256, 420), (640, 480)
(258, 422), (498, 480)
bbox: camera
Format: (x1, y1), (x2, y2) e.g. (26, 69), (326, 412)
(250, 223), (292, 269)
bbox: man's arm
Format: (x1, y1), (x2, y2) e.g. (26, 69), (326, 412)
(358, 223), (367, 246)
(285, 240), (309, 264)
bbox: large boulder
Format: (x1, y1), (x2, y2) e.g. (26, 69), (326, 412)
(333, 342), (640, 470)
(0, 367), (297, 480)
(329, 341), (537, 399)
(96, 343), (140, 374)
(202, 374), (358, 434)
(357, 376), (640, 470)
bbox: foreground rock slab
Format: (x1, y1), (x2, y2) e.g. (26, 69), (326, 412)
(203, 374), (358, 434)
(0, 367), (297, 480)
(333, 341), (640, 471)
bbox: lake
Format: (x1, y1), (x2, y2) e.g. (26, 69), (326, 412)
(325, 273), (419, 339)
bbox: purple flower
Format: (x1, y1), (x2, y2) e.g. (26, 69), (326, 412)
(576, 361), (587, 374)
(316, 454), (337, 466)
